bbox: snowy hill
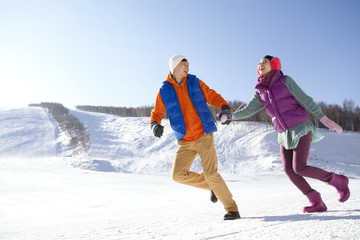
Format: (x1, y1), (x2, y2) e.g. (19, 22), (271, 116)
(1, 107), (359, 176)
(0, 108), (59, 157)
(1, 107), (359, 239)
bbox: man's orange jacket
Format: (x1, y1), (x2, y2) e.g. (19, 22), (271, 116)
(150, 73), (229, 142)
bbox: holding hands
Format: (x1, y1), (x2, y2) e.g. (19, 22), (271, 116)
(218, 105), (233, 125)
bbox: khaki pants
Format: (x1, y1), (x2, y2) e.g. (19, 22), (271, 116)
(172, 133), (238, 212)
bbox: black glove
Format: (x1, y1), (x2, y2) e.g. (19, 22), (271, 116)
(151, 122), (164, 138)
(218, 105), (233, 125)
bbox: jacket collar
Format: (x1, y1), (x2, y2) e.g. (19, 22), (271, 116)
(256, 70), (283, 89)
(166, 73), (187, 86)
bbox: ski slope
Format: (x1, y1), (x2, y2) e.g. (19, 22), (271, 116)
(0, 107), (359, 239)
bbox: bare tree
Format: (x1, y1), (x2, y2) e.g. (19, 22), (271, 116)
(30, 102), (90, 156)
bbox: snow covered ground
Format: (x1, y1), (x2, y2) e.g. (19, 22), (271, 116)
(0, 107), (359, 239)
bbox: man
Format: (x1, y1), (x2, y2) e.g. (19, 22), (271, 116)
(150, 55), (240, 220)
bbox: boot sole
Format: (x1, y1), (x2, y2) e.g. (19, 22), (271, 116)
(224, 217), (240, 220)
(303, 206), (327, 213)
(224, 216), (241, 220)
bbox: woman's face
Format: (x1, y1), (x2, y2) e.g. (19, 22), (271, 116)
(258, 57), (272, 76)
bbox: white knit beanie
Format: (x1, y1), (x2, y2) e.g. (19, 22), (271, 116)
(169, 55), (187, 74)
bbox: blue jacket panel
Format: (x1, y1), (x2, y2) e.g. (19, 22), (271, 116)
(160, 74), (217, 141)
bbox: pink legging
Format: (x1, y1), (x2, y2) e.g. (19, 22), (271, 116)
(280, 131), (333, 195)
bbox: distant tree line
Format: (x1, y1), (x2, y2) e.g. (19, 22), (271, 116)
(76, 105), (154, 117)
(29, 102), (90, 155)
(312, 99), (360, 132)
(76, 99), (359, 132)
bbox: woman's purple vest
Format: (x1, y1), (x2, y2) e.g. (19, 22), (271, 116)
(255, 72), (308, 133)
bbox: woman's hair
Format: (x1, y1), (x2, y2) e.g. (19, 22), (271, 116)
(264, 55), (274, 61)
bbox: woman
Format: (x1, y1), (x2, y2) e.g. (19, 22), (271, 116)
(224, 55), (350, 213)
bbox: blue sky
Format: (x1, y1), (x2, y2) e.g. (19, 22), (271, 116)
(1, 0), (359, 110)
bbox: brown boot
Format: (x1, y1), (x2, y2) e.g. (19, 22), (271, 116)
(210, 190), (218, 203)
(224, 211), (240, 220)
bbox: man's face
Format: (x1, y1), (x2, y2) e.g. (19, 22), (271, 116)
(173, 60), (189, 82)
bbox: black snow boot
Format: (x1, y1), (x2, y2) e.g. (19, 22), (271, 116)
(210, 190), (218, 203)
(224, 211), (240, 220)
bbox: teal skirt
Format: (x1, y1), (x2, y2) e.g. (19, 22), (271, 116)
(278, 120), (324, 150)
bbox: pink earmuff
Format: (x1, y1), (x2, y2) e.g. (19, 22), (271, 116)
(271, 57), (281, 71)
